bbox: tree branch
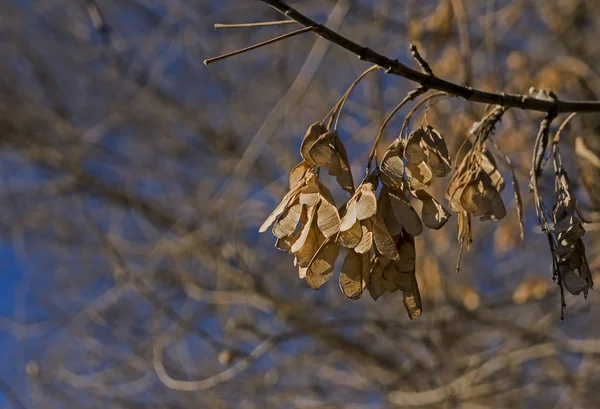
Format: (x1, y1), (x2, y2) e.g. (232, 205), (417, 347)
(260, 0), (600, 114)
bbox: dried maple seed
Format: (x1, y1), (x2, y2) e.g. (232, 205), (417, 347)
(387, 189), (423, 237)
(306, 241), (339, 290)
(337, 219), (363, 248)
(379, 138), (405, 188)
(300, 122), (328, 165)
(422, 125), (451, 177)
(354, 219), (373, 254)
(289, 161), (312, 189)
(404, 128), (427, 164)
(339, 249), (364, 299)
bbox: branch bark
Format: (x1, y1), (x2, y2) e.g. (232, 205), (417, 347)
(260, 0), (600, 114)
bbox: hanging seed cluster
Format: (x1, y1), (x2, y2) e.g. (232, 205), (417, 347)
(529, 114), (594, 317)
(260, 100), (593, 319)
(261, 119), (458, 319)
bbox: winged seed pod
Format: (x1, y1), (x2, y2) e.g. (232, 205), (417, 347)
(410, 189), (451, 230)
(381, 187), (423, 237)
(379, 137), (405, 189)
(446, 149), (506, 222)
(366, 232), (422, 319)
(301, 124), (354, 194)
(403, 126), (451, 190)
(339, 249), (370, 300)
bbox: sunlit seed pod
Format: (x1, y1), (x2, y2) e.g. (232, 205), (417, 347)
(396, 234), (416, 273)
(291, 205), (318, 254)
(275, 230), (301, 253)
(299, 173), (321, 207)
(404, 128), (427, 164)
(402, 287), (422, 320)
(339, 249), (363, 300)
(388, 189), (423, 237)
(379, 138), (405, 188)
(356, 183), (377, 220)
(289, 161), (312, 189)
(272, 202), (303, 238)
(412, 189), (451, 230)
(316, 196), (340, 238)
(423, 126), (451, 177)
(460, 179), (490, 217)
(340, 198), (359, 231)
(480, 173), (506, 221)
(259, 182), (305, 233)
(337, 219), (362, 248)
(405, 161), (433, 190)
(295, 225), (325, 269)
(354, 219), (373, 254)
(332, 135), (355, 194)
(377, 191), (403, 236)
(480, 151), (505, 192)
(371, 215), (400, 260)
(306, 241), (339, 290)
(300, 122), (328, 165)
(367, 261), (387, 301)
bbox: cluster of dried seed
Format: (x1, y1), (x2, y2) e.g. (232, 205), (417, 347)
(260, 121), (456, 319)
(551, 157), (593, 300)
(260, 103), (594, 319)
(444, 107), (523, 252)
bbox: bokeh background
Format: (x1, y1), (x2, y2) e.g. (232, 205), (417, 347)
(1, 0), (600, 408)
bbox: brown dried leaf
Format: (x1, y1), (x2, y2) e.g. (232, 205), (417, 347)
(272, 202), (303, 238)
(300, 122), (327, 165)
(356, 183), (377, 220)
(372, 215), (399, 260)
(337, 219), (362, 248)
(388, 190), (423, 237)
(339, 250), (363, 299)
(306, 241), (339, 290)
(354, 219), (373, 254)
(412, 190), (451, 230)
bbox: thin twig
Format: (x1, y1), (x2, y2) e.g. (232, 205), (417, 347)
(409, 44), (433, 75)
(214, 20), (296, 29)
(204, 26), (313, 66)
(258, 0), (600, 113)
(366, 87), (427, 170)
